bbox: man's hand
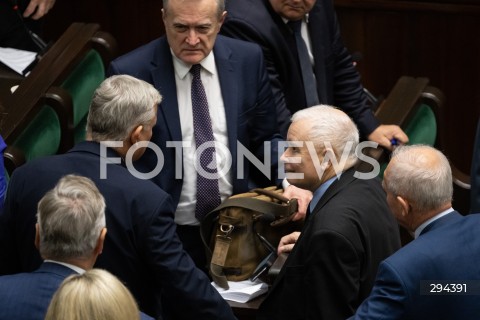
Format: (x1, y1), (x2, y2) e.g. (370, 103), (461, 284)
(368, 124), (409, 151)
(277, 231), (301, 255)
(23, 0), (56, 20)
(283, 184), (313, 221)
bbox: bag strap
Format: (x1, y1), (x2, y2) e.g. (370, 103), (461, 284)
(201, 188), (299, 288)
(210, 190), (298, 224)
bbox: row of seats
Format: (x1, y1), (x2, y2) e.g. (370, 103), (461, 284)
(0, 23), (117, 176)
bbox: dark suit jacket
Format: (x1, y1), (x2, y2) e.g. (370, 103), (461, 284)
(221, 0), (379, 137)
(258, 168), (401, 320)
(351, 211), (480, 319)
(107, 35), (283, 208)
(0, 141), (236, 320)
(471, 119), (480, 213)
(0, 262), (76, 320)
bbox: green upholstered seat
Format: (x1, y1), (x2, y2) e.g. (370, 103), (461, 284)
(61, 49), (105, 143)
(11, 105), (61, 161)
(377, 103), (437, 179)
(404, 104), (437, 146)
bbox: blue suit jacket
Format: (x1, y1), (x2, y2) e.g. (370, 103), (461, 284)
(0, 262), (76, 320)
(0, 141), (236, 320)
(107, 35), (283, 208)
(221, 0), (379, 137)
(351, 211), (480, 319)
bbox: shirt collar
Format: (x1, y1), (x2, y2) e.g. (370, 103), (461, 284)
(44, 260), (86, 274)
(414, 207), (454, 239)
(282, 13), (309, 25)
(171, 49), (216, 80)
(309, 174), (339, 212)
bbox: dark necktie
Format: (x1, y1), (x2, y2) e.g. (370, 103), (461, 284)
(288, 20), (319, 107)
(190, 64), (221, 221)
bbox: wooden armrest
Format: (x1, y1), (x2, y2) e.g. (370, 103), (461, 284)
(451, 165), (471, 190)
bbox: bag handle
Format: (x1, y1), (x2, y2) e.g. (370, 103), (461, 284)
(209, 190), (298, 225)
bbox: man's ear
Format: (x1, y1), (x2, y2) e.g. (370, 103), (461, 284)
(34, 223), (40, 250)
(129, 125), (143, 146)
(95, 228), (107, 255)
(321, 148), (335, 171)
(218, 11), (227, 27)
(396, 196), (410, 217)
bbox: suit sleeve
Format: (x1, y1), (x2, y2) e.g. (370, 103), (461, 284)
(349, 261), (408, 320)
(141, 195), (236, 320)
(221, 19), (292, 137)
(247, 45), (284, 187)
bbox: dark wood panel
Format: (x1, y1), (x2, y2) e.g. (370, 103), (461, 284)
(38, 0), (479, 186)
(43, 0), (165, 55)
(336, 0), (480, 179)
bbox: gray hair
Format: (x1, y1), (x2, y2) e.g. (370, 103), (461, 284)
(291, 105), (360, 170)
(37, 175), (106, 261)
(86, 75), (162, 142)
(386, 145), (453, 212)
(162, 0), (225, 18)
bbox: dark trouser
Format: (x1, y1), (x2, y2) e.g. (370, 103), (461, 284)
(175, 224), (210, 276)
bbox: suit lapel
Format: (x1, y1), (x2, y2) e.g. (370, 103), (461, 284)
(266, 170), (356, 297)
(150, 38), (183, 143)
(213, 37), (238, 166)
(310, 168), (356, 216)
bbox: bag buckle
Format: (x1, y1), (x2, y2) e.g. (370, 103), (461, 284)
(219, 224), (234, 237)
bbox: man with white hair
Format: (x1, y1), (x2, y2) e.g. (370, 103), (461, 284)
(350, 145), (480, 319)
(258, 105), (401, 320)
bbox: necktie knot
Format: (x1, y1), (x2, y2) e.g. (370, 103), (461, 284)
(190, 64), (202, 79)
(288, 20), (302, 33)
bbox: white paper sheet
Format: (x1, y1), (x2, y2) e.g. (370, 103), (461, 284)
(211, 279), (268, 303)
(0, 47), (37, 76)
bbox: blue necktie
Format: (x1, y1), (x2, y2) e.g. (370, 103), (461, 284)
(190, 64), (221, 220)
(288, 20), (319, 107)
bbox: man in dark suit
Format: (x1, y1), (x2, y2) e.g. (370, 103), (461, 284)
(0, 75), (236, 320)
(258, 105), (401, 320)
(107, 0), (285, 272)
(0, 174), (108, 320)
(220, 0), (408, 147)
(350, 145), (480, 319)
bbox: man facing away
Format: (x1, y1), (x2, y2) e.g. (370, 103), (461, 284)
(107, 0), (285, 272)
(350, 145), (480, 319)
(257, 105), (401, 320)
(0, 75), (236, 320)
(0, 175), (109, 320)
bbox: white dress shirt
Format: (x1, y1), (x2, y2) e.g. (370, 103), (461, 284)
(171, 51), (233, 225)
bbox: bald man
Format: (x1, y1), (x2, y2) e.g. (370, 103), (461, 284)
(350, 145), (480, 319)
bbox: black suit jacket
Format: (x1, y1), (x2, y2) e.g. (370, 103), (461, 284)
(0, 141), (236, 320)
(258, 168), (401, 320)
(221, 0), (379, 137)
